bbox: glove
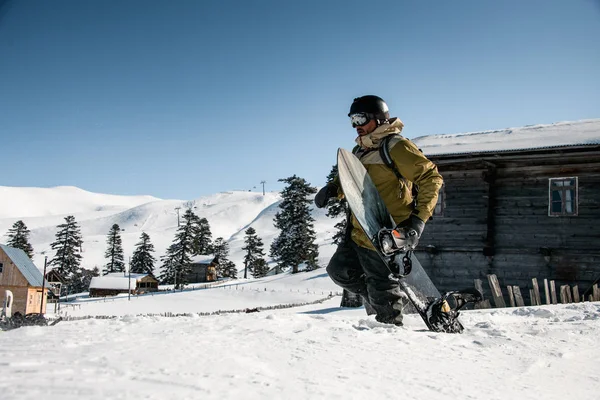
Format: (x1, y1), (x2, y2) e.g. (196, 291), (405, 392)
(394, 214), (425, 250)
(315, 183), (338, 208)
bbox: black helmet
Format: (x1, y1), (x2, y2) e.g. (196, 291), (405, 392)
(348, 95), (390, 121)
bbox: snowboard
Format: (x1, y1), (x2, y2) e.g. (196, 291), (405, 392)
(337, 148), (481, 333)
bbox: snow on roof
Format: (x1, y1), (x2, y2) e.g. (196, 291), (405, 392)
(190, 254), (215, 264)
(0, 244), (49, 288)
(412, 119), (600, 157)
(89, 273), (151, 290)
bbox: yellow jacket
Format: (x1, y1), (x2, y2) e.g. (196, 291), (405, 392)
(337, 118), (443, 249)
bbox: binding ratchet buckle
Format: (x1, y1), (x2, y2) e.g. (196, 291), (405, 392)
(377, 228), (413, 276)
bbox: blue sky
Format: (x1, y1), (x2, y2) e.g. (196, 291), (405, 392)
(1, 0), (599, 200)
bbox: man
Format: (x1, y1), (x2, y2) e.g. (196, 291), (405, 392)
(315, 95), (443, 326)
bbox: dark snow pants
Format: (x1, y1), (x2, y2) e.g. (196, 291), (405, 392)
(326, 237), (405, 323)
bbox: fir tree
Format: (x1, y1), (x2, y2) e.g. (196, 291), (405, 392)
(212, 237), (237, 278)
(252, 258), (269, 278)
(324, 164), (349, 244)
(193, 217), (213, 255)
(49, 215), (83, 281)
(242, 227), (266, 279)
(104, 224), (125, 274)
(270, 175), (319, 273)
(70, 267), (100, 294)
(130, 232), (156, 275)
(159, 209), (199, 289)
(5, 220), (34, 258)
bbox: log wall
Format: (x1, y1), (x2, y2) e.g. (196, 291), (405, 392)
(417, 147), (600, 303)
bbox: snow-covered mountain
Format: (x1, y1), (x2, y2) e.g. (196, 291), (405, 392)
(0, 185), (339, 274)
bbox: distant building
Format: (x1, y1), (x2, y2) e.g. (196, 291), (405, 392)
(186, 255), (218, 283)
(412, 120), (600, 303)
(45, 269), (65, 301)
(88, 273), (158, 297)
(0, 244), (50, 315)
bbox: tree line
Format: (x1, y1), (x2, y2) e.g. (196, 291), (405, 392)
(3, 174), (336, 294)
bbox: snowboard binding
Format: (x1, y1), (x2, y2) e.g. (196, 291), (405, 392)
(378, 228), (409, 255)
(425, 289), (483, 333)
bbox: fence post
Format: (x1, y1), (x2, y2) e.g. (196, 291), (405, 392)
(550, 281), (558, 304)
(507, 286), (515, 307)
(487, 274), (506, 308)
(543, 279), (551, 305)
(531, 278), (542, 306)
(513, 286), (525, 307)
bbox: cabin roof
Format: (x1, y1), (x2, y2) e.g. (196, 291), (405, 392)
(0, 244), (48, 288)
(413, 119), (600, 157)
(190, 254), (216, 264)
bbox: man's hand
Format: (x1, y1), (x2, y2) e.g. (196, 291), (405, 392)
(394, 214), (425, 250)
(315, 183), (338, 208)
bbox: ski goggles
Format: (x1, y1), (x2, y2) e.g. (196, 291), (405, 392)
(349, 113), (372, 128)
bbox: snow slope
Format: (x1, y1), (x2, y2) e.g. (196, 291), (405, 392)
(0, 187), (292, 274)
(1, 287), (598, 399)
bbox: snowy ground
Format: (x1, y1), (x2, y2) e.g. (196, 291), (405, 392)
(1, 268), (599, 400)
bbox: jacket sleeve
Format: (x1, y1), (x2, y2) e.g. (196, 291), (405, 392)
(389, 139), (443, 221)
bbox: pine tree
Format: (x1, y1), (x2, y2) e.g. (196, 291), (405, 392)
(324, 164), (348, 244)
(192, 217), (213, 255)
(130, 232), (156, 275)
(270, 175), (319, 273)
(71, 267), (100, 294)
(159, 209), (199, 289)
(212, 237), (237, 278)
(104, 224), (125, 274)
(242, 227), (266, 279)
(252, 258), (269, 278)
(49, 215), (83, 281)
(5, 220), (34, 258)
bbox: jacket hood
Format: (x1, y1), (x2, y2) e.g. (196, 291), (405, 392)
(355, 117), (405, 149)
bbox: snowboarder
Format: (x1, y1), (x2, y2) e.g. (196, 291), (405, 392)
(315, 95), (444, 326)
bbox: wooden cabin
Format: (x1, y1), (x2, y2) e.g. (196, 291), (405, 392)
(187, 255), (218, 283)
(45, 269), (64, 300)
(412, 119), (600, 303)
(0, 244), (49, 315)
(88, 273), (159, 297)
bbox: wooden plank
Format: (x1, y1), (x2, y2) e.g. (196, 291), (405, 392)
(593, 284), (599, 302)
(474, 279), (485, 299)
(507, 286), (515, 307)
(513, 286), (525, 307)
(559, 286), (567, 304)
(572, 285), (580, 303)
(529, 289), (536, 306)
(487, 274), (506, 308)
(550, 280), (558, 304)
(473, 279), (487, 309)
(544, 279), (551, 305)
(531, 278), (542, 306)
(566, 286), (573, 304)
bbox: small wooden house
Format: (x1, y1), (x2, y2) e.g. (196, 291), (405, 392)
(45, 269), (64, 300)
(412, 119), (600, 303)
(187, 255), (218, 283)
(88, 273), (159, 297)
(0, 244), (49, 315)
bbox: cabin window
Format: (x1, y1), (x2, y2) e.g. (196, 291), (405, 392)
(0, 262), (3, 273)
(549, 177), (578, 216)
(433, 185), (445, 217)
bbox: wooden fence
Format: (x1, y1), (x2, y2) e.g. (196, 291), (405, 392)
(475, 274), (600, 309)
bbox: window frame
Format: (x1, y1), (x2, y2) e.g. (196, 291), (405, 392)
(548, 177), (578, 217)
(433, 184), (445, 217)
